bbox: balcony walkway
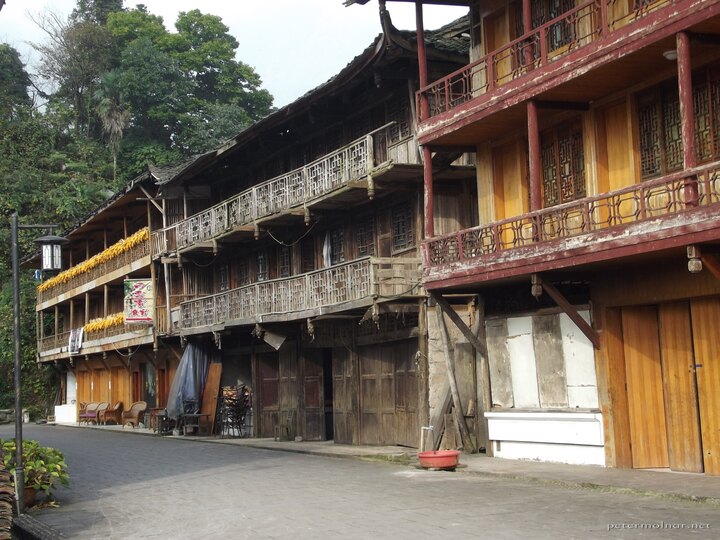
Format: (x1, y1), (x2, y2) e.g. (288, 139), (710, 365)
(181, 257), (422, 334)
(424, 162), (720, 285)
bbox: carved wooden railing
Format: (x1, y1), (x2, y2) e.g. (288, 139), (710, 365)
(179, 257), (422, 331)
(37, 239), (151, 305)
(153, 123), (397, 258)
(418, 0), (673, 119)
(38, 331), (71, 353)
(425, 162), (720, 267)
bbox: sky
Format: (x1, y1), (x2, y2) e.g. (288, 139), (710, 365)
(0, 0), (468, 108)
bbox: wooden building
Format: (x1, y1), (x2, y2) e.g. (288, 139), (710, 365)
(349, 0), (720, 473)
(149, 14), (475, 446)
(35, 173), (181, 423)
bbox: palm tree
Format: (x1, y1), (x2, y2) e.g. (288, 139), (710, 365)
(94, 70), (130, 182)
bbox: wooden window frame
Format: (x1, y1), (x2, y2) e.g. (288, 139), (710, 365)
(391, 201), (415, 253)
(541, 120), (586, 207)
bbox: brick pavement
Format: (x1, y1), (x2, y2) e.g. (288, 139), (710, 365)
(2, 424), (719, 539)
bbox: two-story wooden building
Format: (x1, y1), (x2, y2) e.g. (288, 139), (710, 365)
(149, 13), (476, 446)
(350, 0), (720, 474)
(36, 172), (181, 423)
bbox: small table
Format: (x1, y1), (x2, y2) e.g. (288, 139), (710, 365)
(148, 408), (174, 435)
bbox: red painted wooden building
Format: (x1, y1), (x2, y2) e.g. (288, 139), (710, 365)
(350, 0), (720, 474)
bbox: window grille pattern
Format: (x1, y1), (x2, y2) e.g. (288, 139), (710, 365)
(301, 238), (315, 273)
(532, 0), (576, 52)
(236, 259), (250, 287)
(330, 229), (345, 265)
(638, 71), (720, 179)
(386, 96), (411, 144)
(392, 202), (415, 252)
(541, 122), (585, 207)
(277, 246), (291, 278)
(218, 264), (230, 292)
(257, 252), (267, 282)
(355, 217), (376, 257)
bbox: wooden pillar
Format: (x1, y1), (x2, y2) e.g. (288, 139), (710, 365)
(418, 298), (430, 430)
(84, 292), (90, 326)
(69, 300), (75, 330)
(423, 146), (434, 238)
(677, 31), (695, 170)
(54, 305), (59, 338)
(522, 0), (532, 33)
(527, 100), (543, 211)
(103, 285), (109, 319)
(415, 0), (429, 121)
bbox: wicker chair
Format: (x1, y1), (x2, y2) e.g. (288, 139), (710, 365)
(122, 401), (147, 428)
(100, 401), (124, 425)
(78, 402), (99, 424)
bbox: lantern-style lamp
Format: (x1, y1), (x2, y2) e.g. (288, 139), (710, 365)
(35, 234), (67, 272)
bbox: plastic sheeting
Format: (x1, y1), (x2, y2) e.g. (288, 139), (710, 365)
(166, 342), (212, 420)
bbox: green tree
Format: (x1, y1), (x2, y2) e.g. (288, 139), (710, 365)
(0, 45), (31, 118)
(71, 0), (124, 25)
(94, 70), (130, 180)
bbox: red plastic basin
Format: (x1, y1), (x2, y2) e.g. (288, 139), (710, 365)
(418, 450), (460, 470)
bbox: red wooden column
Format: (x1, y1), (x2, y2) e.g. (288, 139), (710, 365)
(527, 100), (543, 212)
(522, 0), (533, 66)
(677, 31), (695, 169)
(677, 31), (698, 206)
(416, 0), (434, 238)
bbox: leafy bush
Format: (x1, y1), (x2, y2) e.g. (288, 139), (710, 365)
(1, 439), (69, 500)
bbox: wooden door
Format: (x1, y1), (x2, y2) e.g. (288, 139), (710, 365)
(492, 140), (528, 234)
(257, 352), (279, 438)
(658, 303), (703, 472)
(332, 347), (357, 444)
(302, 350), (325, 441)
(359, 344), (396, 446)
(597, 101), (632, 195)
(110, 367), (131, 409)
(76, 370), (91, 404)
(621, 306), (669, 468)
(690, 297), (720, 476)
(392, 340), (419, 448)
(95, 368), (111, 403)
(484, 8), (510, 84)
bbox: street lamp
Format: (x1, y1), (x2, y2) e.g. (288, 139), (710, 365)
(10, 213), (65, 514)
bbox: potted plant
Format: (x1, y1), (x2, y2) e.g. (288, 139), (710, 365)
(1, 439), (69, 506)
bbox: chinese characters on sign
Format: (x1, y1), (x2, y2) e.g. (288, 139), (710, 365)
(124, 279), (154, 324)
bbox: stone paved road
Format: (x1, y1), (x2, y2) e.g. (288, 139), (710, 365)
(2, 425), (717, 539)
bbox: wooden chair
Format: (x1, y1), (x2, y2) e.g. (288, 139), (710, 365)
(101, 401), (124, 425)
(122, 401), (147, 428)
(78, 402), (99, 424)
(94, 402), (109, 425)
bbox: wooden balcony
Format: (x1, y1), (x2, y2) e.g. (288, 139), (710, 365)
(37, 325), (154, 362)
(36, 235), (151, 309)
(416, 0), (719, 145)
(152, 123), (421, 258)
(179, 257), (423, 334)
(423, 162), (720, 288)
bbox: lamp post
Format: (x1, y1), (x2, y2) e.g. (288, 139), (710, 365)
(10, 213), (64, 514)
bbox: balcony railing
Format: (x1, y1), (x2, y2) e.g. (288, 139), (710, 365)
(425, 162), (720, 267)
(38, 331), (71, 354)
(37, 233), (150, 305)
(179, 257), (422, 331)
(417, 0), (673, 120)
(153, 123), (398, 257)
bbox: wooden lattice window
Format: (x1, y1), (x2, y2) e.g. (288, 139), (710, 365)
(386, 95), (411, 144)
(257, 252), (268, 282)
(541, 121), (586, 207)
(355, 217), (376, 257)
(236, 258), (250, 287)
(392, 202), (415, 252)
(277, 246), (291, 278)
(330, 229), (345, 266)
(693, 70), (720, 164)
(532, 0), (575, 52)
(638, 82), (683, 178)
(218, 264), (230, 292)
(301, 237), (316, 273)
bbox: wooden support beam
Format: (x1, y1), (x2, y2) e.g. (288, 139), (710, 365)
(535, 100), (590, 111)
(701, 254), (720, 281)
(434, 302), (477, 453)
(533, 274), (600, 349)
(432, 294), (488, 357)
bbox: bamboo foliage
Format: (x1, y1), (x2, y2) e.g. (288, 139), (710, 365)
(37, 227), (149, 293)
(84, 312), (124, 333)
